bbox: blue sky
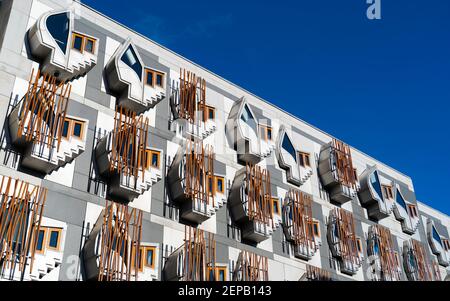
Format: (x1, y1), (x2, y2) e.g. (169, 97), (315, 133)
(83, 0), (450, 214)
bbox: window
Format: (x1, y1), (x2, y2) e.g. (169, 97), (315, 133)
(444, 240), (450, 251)
(61, 118), (85, 140)
(240, 104), (257, 133)
(71, 33), (96, 54)
(145, 69), (165, 88)
(208, 176), (214, 195)
(353, 168), (358, 182)
(121, 45), (142, 80)
(298, 152), (311, 167)
(145, 246), (156, 269)
(216, 176), (225, 194)
(47, 12), (70, 54)
(208, 266), (227, 281)
(35, 229), (46, 254)
(47, 228), (62, 250)
(282, 135), (297, 162)
(356, 238), (362, 253)
(394, 251), (400, 265)
(202, 105), (215, 121)
(312, 221), (320, 237)
(381, 185), (394, 200)
(271, 198), (280, 215)
(408, 205), (418, 218)
(259, 125), (273, 142)
(145, 150), (161, 169)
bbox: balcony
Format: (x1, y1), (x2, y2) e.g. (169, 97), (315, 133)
(366, 225), (402, 281)
(228, 164), (281, 243)
(28, 9), (98, 83)
(163, 227), (217, 281)
(105, 39), (165, 114)
(426, 219), (449, 267)
(318, 139), (359, 204)
(326, 208), (363, 276)
(0, 175), (47, 281)
(358, 166), (395, 221)
(299, 265), (333, 281)
(232, 250), (269, 281)
(170, 69), (216, 139)
(392, 185), (420, 235)
(402, 239), (435, 281)
(167, 141), (226, 224)
(8, 70), (87, 174)
(226, 98), (272, 165)
(95, 108), (163, 202)
(281, 190), (321, 260)
(83, 201), (143, 281)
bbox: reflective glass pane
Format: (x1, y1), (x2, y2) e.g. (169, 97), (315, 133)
(46, 12), (70, 54)
(121, 46), (142, 80)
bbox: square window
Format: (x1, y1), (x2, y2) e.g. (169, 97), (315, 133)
(156, 73), (164, 87)
(48, 229), (61, 250)
(72, 34), (83, 52)
(62, 119), (70, 138)
(36, 229), (46, 253)
(146, 70), (154, 86)
(216, 177), (224, 194)
(151, 152), (160, 168)
(208, 108), (215, 120)
(145, 247), (155, 268)
(84, 38), (95, 53)
(73, 121), (83, 138)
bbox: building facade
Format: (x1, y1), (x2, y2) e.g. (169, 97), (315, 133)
(0, 0), (448, 281)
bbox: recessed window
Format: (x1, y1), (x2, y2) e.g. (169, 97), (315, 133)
(48, 228), (62, 250)
(36, 229), (46, 254)
(271, 198), (280, 215)
(145, 246), (156, 269)
(216, 176), (225, 194)
(47, 12), (70, 54)
(259, 125), (273, 142)
(145, 150), (161, 169)
(72, 34), (83, 51)
(84, 38), (95, 53)
(298, 152), (311, 167)
(408, 205), (418, 218)
(145, 69), (165, 88)
(356, 238), (362, 253)
(312, 221), (320, 237)
(207, 107), (215, 121)
(382, 185), (394, 200)
(217, 267), (227, 281)
(353, 168), (358, 182)
(61, 118), (85, 140)
(71, 33), (96, 54)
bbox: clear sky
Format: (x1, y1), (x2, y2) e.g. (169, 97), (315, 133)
(82, 0), (450, 215)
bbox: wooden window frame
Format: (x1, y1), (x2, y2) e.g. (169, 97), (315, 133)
(155, 71), (165, 88)
(144, 246), (156, 269)
(381, 185), (394, 200)
(61, 118), (71, 139)
(356, 237), (362, 253)
(72, 120), (85, 140)
(145, 69), (165, 88)
(72, 33), (85, 53)
(271, 198), (280, 215)
(216, 266), (227, 281)
(145, 150), (161, 169)
(35, 228), (47, 254)
(61, 118), (86, 141)
(215, 176), (225, 194)
(259, 125), (273, 142)
(408, 205), (418, 218)
(84, 37), (96, 54)
(298, 151), (311, 168)
(312, 221), (320, 238)
(207, 106), (215, 121)
(46, 227), (63, 251)
(353, 168), (358, 182)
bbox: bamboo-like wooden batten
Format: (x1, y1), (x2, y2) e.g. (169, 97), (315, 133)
(431, 261), (441, 281)
(286, 189), (316, 251)
(184, 140), (215, 207)
(177, 69), (207, 124)
(331, 208), (361, 268)
(331, 139), (357, 189)
(305, 264), (332, 281)
(183, 226), (216, 281)
(110, 106), (149, 182)
(368, 225), (402, 281)
(233, 250), (269, 281)
(410, 239), (433, 281)
(16, 69), (71, 152)
(97, 200), (143, 281)
(0, 175), (47, 276)
(245, 163), (272, 227)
